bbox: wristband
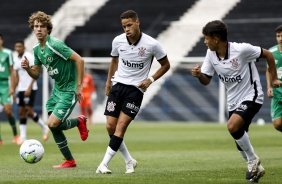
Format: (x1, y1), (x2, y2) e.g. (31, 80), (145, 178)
(149, 76), (155, 83)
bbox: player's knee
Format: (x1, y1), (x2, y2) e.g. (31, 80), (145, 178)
(227, 123), (240, 134)
(273, 121), (282, 132)
(106, 123), (116, 134)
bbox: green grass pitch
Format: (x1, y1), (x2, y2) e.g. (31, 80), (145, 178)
(0, 122), (282, 184)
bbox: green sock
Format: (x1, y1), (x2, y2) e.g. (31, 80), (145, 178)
(49, 127), (74, 160)
(8, 115), (17, 136)
(56, 118), (79, 131)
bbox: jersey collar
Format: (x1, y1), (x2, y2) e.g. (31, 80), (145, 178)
(126, 32), (142, 46)
(216, 42), (230, 61)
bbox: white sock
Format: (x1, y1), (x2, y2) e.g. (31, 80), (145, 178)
(119, 141), (133, 163)
(19, 124), (27, 140)
(235, 132), (256, 161)
(239, 151), (247, 161)
(101, 146), (116, 166)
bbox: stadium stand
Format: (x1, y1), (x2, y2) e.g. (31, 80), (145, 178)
(65, 0), (197, 56)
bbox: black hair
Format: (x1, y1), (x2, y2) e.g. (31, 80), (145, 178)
(120, 10), (138, 20)
(202, 20), (228, 41)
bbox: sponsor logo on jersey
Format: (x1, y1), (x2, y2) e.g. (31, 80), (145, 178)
(0, 64), (5, 72)
(47, 66), (59, 76)
(46, 55), (53, 63)
(122, 59), (144, 69)
(138, 47), (146, 57)
(126, 102), (140, 113)
(107, 101), (116, 112)
(218, 74), (242, 83)
(230, 58), (240, 69)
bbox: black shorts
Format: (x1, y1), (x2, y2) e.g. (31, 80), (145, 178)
(17, 90), (37, 107)
(228, 101), (262, 132)
(104, 83), (144, 119)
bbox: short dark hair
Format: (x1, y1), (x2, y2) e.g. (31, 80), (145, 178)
(0, 33), (3, 39)
(202, 20), (228, 41)
(120, 10), (138, 20)
(15, 40), (25, 45)
(275, 25), (282, 33)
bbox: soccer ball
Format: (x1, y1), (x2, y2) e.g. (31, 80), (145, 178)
(19, 139), (44, 164)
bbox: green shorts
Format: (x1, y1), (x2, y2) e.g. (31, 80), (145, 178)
(271, 98), (282, 120)
(0, 80), (12, 105)
(46, 89), (78, 121)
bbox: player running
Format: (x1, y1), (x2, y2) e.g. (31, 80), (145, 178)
(0, 33), (19, 145)
(13, 40), (49, 145)
(96, 10), (170, 174)
(266, 25), (282, 132)
(191, 20), (282, 183)
(22, 11), (89, 168)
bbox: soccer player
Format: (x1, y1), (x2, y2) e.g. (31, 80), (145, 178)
(79, 72), (96, 125)
(13, 40), (49, 145)
(0, 33), (19, 145)
(191, 20), (282, 183)
(21, 11), (89, 168)
(266, 25), (282, 132)
(96, 10), (170, 174)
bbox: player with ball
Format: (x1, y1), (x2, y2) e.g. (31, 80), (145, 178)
(21, 11), (89, 168)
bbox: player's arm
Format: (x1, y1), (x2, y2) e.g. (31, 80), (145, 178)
(9, 66), (16, 95)
(266, 67), (273, 98)
(262, 49), (282, 87)
(25, 76), (36, 97)
(70, 51), (84, 102)
(13, 69), (19, 90)
(21, 56), (42, 80)
(105, 57), (118, 96)
(191, 64), (211, 85)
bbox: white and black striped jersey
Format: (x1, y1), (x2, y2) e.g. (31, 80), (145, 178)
(201, 42), (264, 111)
(110, 32), (167, 89)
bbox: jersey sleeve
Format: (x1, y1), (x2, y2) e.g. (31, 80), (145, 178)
(110, 37), (119, 57)
(8, 50), (14, 66)
(241, 43), (261, 62)
(201, 50), (215, 77)
(153, 40), (167, 61)
(53, 41), (73, 60)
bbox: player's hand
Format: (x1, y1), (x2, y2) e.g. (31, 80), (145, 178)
(76, 86), (84, 103)
(105, 82), (111, 96)
(191, 64), (201, 78)
(24, 89), (31, 97)
(267, 87), (273, 98)
(272, 79), (282, 88)
(21, 56), (30, 70)
(8, 88), (14, 96)
(138, 79), (152, 91)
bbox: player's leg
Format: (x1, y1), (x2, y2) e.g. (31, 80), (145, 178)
(47, 91), (88, 168)
(18, 105), (27, 145)
(1, 83), (19, 143)
(97, 112), (132, 174)
(3, 103), (19, 143)
(86, 100), (94, 125)
(228, 101), (264, 182)
(270, 98), (282, 132)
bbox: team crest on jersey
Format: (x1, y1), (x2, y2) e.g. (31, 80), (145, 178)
(46, 55), (53, 62)
(138, 47), (146, 57)
(107, 101), (116, 112)
(230, 58), (240, 69)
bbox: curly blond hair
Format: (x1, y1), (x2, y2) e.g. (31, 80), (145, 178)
(29, 11), (53, 35)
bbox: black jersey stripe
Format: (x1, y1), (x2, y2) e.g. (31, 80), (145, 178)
(248, 63), (253, 85)
(253, 81), (258, 102)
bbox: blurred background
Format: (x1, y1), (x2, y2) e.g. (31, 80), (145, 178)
(0, 0), (281, 123)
